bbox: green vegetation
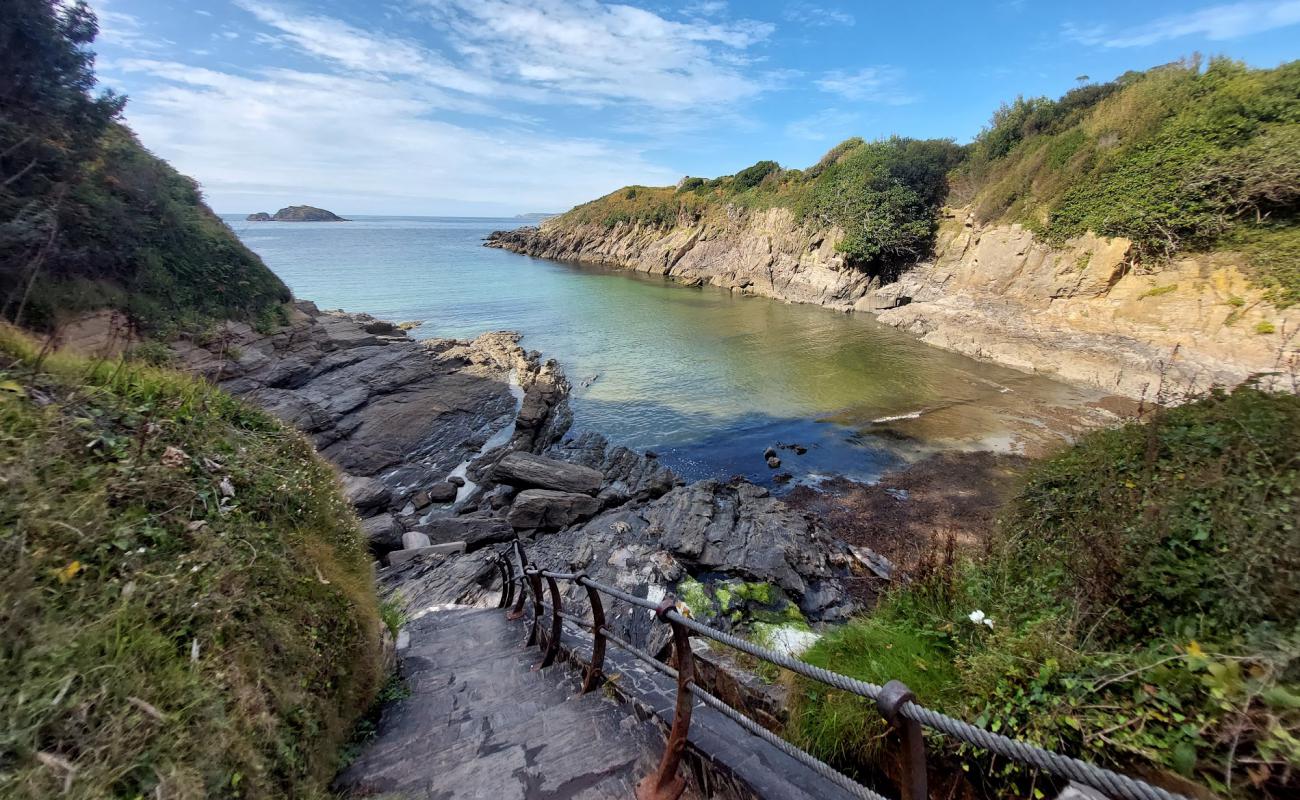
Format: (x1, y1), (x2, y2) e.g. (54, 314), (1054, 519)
(1, 0), (290, 336)
(0, 326), (383, 799)
(559, 137), (963, 276)
(789, 387), (1300, 798)
(961, 58), (1300, 305)
(555, 58), (1299, 303)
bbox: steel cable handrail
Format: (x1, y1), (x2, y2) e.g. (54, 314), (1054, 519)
(506, 551), (1190, 800)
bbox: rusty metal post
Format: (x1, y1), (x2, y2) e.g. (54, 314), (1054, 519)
(579, 576), (607, 693)
(507, 539), (529, 620)
(526, 570), (544, 647)
(877, 680), (928, 800)
(636, 599), (693, 800)
(538, 574), (563, 669)
(495, 556), (512, 609)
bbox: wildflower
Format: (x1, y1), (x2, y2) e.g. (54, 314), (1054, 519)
(968, 610), (995, 629)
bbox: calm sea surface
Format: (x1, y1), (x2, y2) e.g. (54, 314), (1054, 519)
(224, 215), (1109, 487)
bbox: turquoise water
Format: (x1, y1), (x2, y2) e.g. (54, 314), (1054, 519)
(225, 215), (1107, 487)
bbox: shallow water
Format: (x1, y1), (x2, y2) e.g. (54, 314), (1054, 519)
(226, 215), (1114, 487)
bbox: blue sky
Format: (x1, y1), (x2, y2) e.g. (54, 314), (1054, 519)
(88, 0), (1300, 215)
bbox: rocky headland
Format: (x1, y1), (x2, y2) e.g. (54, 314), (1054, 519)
(488, 208), (1299, 401)
(174, 302), (865, 653)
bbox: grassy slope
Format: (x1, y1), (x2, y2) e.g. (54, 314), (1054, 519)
(0, 326), (382, 799)
(550, 58), (1299, 304)
(788, 387), (1300, 799)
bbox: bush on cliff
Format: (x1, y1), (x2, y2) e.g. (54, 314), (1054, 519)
(961, 57), (1300, 305)
(1, 0), (290, 335)
(0, 326), (384, 799)
(789, 386), (1300, 799)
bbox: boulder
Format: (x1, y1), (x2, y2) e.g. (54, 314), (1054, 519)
(506, 489), (601, 530)
(766, 455), (782, 469)
(341, 474), (391, 511)
(492, 451), (603, 495)
(415, 516), (514, 551)
(427, 482), (458, 503)
(448, 475), (466, 487)
(361, 513), (403, 553)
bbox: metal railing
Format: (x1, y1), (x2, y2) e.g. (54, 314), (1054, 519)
(491, 542), (1190, 800)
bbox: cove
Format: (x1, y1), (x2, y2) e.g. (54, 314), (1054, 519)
(226, 215), (1116, 488)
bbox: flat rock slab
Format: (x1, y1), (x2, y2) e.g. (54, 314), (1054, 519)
(335, 606), (666, 800)
(386, 541), (467, 566)
(493, 451), (604, 495)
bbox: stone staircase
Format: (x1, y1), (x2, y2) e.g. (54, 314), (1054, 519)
(335, 605), (670, 800)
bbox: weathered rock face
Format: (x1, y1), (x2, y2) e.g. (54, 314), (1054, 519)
(170, 301), (569, 542)
(489, 208), (1299, 401)
(492, 451), (603, 495)
(487, 207), (870, 308)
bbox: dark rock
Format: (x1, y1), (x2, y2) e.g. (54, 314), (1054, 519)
(270, 204), (347, 222)
(763, 447), (777, 460)
(415, 516), (514, 551)
(773, 472), (793, 484)
(341, 474), (391, 511)
(363, 320), (398, 335)
(545, 431), (680, 502)
(492, 451), (603, 495)
(246, 212), (271, 221)
(362, 513), (404, 554)
(426, 482), (458, 503)
(411, 490), (432, 510)
(506, 489), (601, 530)
(766, 455), (781, 469)
(793, 445), (808, 455)
(448, 475), (466, 487)
(644, 450), (658, 459)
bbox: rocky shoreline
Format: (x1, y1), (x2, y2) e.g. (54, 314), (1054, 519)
(176, 301), (867, 652)
(487, 208), (1299, 401)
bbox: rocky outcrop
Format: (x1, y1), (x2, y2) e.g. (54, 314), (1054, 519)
(180, 300), (860, 630)
(489, 209), (1299, 401)
(245, 212), (271, 221)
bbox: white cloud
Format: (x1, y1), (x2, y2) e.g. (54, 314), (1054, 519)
(814, 66), (914, 105)
(85, 0), (171, 51)
(414, 0), (776, 110)
(236, 1), (495, 96)
(783, 3), (855, 27)
(108, 59), (680, 214)
(784, 108), (860, 141)
(1064, 1), (1300, 48)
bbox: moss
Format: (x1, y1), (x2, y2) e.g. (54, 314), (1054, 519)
(1255, 320), (1277, 334)
(0, 325), (382, 799)
(675, 577), (713, 615)
(1139, 283), (1179, 299)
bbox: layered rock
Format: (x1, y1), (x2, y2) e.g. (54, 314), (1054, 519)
(489, 208), (1299, 401)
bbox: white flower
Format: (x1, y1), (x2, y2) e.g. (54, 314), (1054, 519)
(968, 610), (995, 629)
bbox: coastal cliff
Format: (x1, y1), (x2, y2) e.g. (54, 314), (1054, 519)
(489, 205), (1297, 400)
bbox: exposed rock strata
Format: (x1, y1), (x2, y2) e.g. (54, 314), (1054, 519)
(488, 208), (1299, 400)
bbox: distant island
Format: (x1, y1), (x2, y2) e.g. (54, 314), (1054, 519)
(247, 205), (347, 222)
(514, 212), (557, 221)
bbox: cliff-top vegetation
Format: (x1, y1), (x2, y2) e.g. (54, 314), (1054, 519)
(554, 57), (1299, 304)
(1, 0), (290, 336)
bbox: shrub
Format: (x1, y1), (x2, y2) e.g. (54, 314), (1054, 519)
(789, 388), (1300, 799)
(732, 160), (781, 191)
(0, 326), (383, 799)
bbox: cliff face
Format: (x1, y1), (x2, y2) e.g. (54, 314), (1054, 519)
(488, 209), (1298, 400)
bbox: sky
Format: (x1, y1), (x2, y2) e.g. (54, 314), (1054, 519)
(87, 0), (1300, 216)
